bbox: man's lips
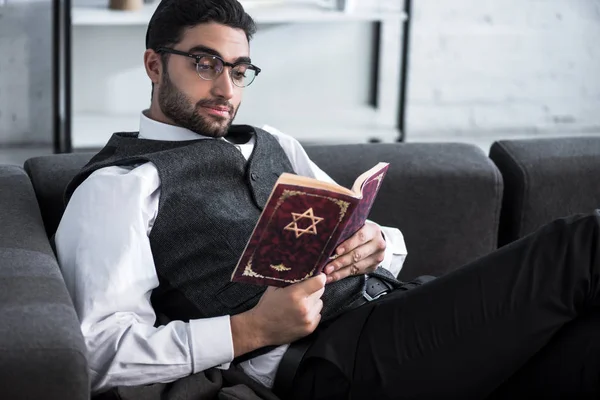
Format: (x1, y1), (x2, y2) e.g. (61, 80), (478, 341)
(201, 105), (231, 118)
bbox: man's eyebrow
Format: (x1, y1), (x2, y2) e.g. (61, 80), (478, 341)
(187, 45), (252, 64)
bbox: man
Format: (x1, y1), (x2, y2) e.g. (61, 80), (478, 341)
(56, 0), (600, 399)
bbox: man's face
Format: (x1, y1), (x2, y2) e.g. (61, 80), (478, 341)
(156, 23), (250, 138)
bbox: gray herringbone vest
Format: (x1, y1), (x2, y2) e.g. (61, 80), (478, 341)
(66, 126), (371, 322)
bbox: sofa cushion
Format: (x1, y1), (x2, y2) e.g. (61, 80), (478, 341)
(305, 143), (504, 280)
(24, 153), (94, 237)
(490, 136), (600, 246)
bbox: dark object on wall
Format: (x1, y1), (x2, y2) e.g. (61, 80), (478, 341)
(53, 0), (72, 153)
(397, 0), (412, 142)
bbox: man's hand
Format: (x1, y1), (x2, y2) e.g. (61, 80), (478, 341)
(231, 274), (326, 356)
(323, 221), (386, 284)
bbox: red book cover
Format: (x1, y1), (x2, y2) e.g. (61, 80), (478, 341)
(231, 163), (389, 287)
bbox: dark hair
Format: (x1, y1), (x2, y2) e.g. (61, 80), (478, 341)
(146, 0), (257, 50)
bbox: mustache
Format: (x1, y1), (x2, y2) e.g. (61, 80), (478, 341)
(196, 99), (235, 115)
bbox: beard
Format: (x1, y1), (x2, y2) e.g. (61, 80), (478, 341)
(158, 69), (237, 138)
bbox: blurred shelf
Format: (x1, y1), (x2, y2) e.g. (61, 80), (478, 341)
(67, 1), (407, 150)
(72, 3), (406, 26)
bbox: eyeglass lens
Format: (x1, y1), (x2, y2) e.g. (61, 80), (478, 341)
(196, 55), (257, 87)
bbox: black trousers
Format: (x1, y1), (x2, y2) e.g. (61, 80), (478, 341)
(292, 211), (600, 399)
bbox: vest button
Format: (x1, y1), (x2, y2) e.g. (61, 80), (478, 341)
(251, 172), (258, 181)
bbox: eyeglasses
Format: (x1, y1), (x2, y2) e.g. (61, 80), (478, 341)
(156, 47), (261, 88)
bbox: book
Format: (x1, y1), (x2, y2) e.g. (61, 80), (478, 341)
(231, 162), (389, 287)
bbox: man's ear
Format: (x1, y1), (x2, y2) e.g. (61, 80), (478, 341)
(144, 49), (162, 85)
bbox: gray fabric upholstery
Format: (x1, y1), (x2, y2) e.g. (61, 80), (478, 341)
(305, 143), (503, 280)
(490, 137), (600, 246)
(7, 137), (599, 398)
(25, 153), (94, 237)
(26, 144), (504, 282)
(0, 165), (89, 400)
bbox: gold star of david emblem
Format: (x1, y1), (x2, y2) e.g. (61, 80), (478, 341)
(284, 207), (324, 238)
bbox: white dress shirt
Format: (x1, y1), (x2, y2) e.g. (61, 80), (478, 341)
(55, 112), (408, 394)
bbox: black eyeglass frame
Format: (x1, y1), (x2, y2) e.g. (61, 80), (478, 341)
(155, 47), (261, 88)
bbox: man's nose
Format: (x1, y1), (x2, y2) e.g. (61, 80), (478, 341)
(210, 69), (235, 100)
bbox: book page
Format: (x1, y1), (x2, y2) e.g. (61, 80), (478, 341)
(335, 162), (390, 246)
(277, 173), (356, 197)
(277, 162), (389, 198)
(350, 162), (390, 195)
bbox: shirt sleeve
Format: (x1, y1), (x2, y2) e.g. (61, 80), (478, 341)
(54, 163), (234, 394)
(263, 125), (408, 277)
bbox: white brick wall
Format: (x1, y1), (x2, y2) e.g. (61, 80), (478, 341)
(0, 2), (53, 146)
(406, 0), (600, 147)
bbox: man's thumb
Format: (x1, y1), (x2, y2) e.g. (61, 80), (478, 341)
(264, 286), (279, 294)
(303, 273), (327, 294)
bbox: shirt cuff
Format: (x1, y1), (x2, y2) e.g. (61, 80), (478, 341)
(188, 316), (234, 373)
(378, 225), (408, 278)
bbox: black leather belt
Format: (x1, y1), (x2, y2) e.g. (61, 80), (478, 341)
(365, 275), (396, 300)
(345, 275), (396, 311)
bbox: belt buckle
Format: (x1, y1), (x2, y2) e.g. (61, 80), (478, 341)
(363, 290), (388, 301)
(363, 290), (387, 302)
(363, 277), (389, 302)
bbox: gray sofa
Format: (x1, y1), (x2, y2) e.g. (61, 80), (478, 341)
(489, 137), (600, 246)
(1, 136), (599, 399)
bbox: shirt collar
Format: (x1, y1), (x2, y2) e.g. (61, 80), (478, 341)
(139, 110), (222, 142)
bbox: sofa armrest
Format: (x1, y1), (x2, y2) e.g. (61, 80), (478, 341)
(305, 143), (503, 280)
(490, 136), (600, 246)
(0, 165), (89, 400)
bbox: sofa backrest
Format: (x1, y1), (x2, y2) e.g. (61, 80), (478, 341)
(24, 142), (503, 280)
(490, 136), (600, 246)
(305, 143), (503, 280)
(24, 153), (94, 238)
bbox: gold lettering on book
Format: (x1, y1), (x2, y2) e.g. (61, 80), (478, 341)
(270, 263), (292, 272)
(284, 207), (324, 238)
